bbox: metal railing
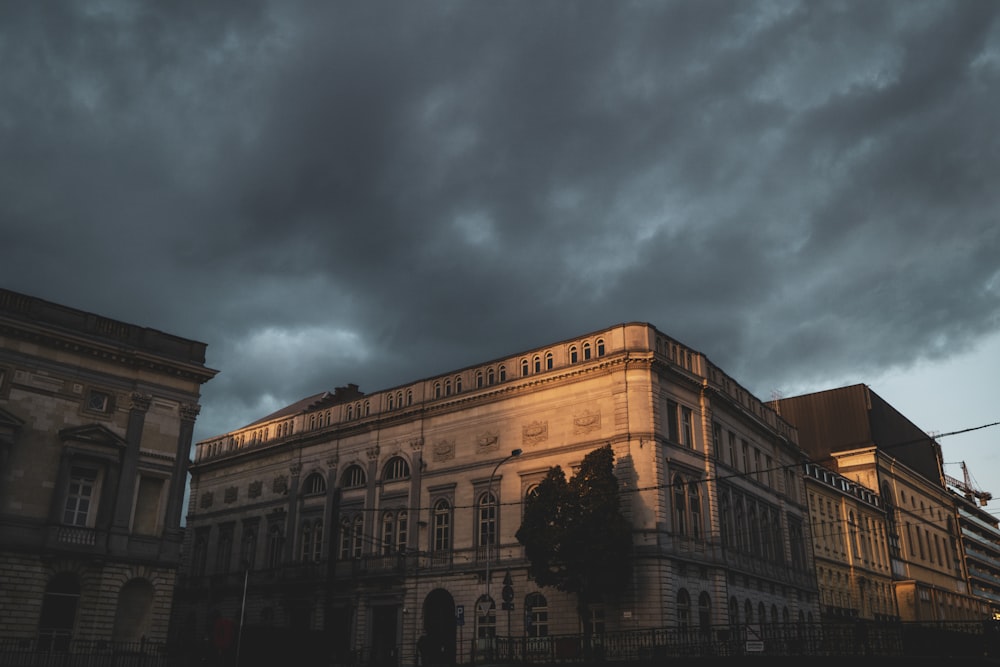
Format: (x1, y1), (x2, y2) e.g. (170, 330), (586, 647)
(0, 638), (170, 667)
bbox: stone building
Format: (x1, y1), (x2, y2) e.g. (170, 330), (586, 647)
(776, 384), (990, 622)
(801, 460), (897, 621)
(176, 322), (819, 665)
(0, 289), (217, 644)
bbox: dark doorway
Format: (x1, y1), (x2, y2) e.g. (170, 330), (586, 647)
(371, 605), (399, 667)
(422, 588), (456, 666)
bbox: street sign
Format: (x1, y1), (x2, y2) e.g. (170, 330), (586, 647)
(477, 599), (492, 618)
(745, 624), (764, 653)
(455, 605), (465, 627)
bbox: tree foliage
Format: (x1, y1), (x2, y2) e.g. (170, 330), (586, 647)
(515, 445), (632, 609)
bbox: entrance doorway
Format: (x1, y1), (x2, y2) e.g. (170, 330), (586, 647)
(371, 605), (399, 667)
(422, 589), (456, 666)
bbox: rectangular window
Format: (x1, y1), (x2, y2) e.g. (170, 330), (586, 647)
(728, 432), (737, 468)
(216, 526), (234, 573)
(681, 407), (693, 448)
(741, 441), (750, 473)
(666, 400), (679, 442)
(132, 476), (164, 535)
(64, 467), (97, 527)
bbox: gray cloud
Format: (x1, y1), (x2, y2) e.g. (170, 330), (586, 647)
(2, 1), (998, 442)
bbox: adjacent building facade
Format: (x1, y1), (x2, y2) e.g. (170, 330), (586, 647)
(175, 322), (820, 664)
(946, 472), (1000, 618)
(0, 289), (216, 645)
(776, 384), (991, 623)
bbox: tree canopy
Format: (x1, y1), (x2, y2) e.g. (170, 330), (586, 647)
(515, 445), (632, 611)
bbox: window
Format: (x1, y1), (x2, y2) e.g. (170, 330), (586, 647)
(487, 368), (495, 385)
(585, 605), (605, 636)
(445, 380), (452, 396)
(216, 525), (234, 573)
(406, 390), (413, 406)
(526, 592), (548, 637)
(569, 346), (578, 363)
(677, 589), (691, 629)
(583, 342), (592, 360)
(381, 510), (408, 554)
(521, 360), (529, 377)
(545, 352), (553, 370)
(86, 389), (110, 413)
(38, 573), (80, 647)
(533, 356), (541, 373)
(435, 383), (442, 399)
(498, 365), (506, 382)
(241, 524), (257, 569)
(688, 482), (702, 540)
(340, 515), (364, 559)
(596, 339), (605, 356)
(699, 593), (711, 634)
(476, 372), (484, 388)
(267, 525), (284, 568)
(729, 597), (740, 626)
(455, 377), (463, 393)
(728, 432), (737, 468)
(666, 400), (679, 442)
(192, 529), (208, 576)
(64, 466), (97, 527)
(476, 595), (496, 639)
(433, 499), (451, 552)
(712, 423), (722, 460)
(680, 407), (693, 447)
(339, 518), (352, 560)
(719, 493), (732, 548)
(673, 476), (686, 536)
(300, 519), (322, 562)
(342, 465), (366, 488)
(303, 473), (326, 495)
(387, 394), (394, 410)
(383, 457), (411, 481)
(478, 491), (497, 553)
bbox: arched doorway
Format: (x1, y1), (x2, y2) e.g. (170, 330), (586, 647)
(422, 588), (456, 666)
(112, 578), (154, 641)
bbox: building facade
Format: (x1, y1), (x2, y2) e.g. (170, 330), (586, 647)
(802, 461), (897, 621)
(175, 322), (819, 665)
(947, 476), (1000, 617)
(777, 384), (990, 623)
(0, 289), (216, 644)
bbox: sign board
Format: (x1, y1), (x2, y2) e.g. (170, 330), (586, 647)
(745, 640), (764, 653)
(455, 605), (465, 627)
(477, 599), (492, 618)
(745, 624), (764, 653)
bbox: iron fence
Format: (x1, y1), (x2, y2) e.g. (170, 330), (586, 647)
(0, 638), (171, 667)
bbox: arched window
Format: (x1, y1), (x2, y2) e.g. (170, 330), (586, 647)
(303, 473), (326, 495)
(499, 365), (507, 382)
(729, 596), (740, 626)
(673, 476), (687, 536)
(364, 401), (370, 416)
(545, 352), (553, 370)
(342, 465), (366, 489)
(521, 359), (529, 377)
(347, 405), (354, 420)
(677, 589), (691, 629)
(698, 592), (711, 634)
(758, 602), (767, 625)
(445, 379), (452, 396)
(38, 573), (80, 647)
(455, 376), (463, 393)
(406, 390), (413, 406)
(387, 394), (394, 410)
(526, 592), (548, 638)
(382, 511), (396, 555)
(533, 356), (541, 373)
(433, 499), (451, 552)
(487, 368), (495, 385)
(569, 345), (578, 363)
(435, 383), (442, 399)
(339, 518), (352, 560)
(476, 595), (496, 640)
(744, 599), (753, 624)
(383, 457), (411, 481)
(476, 371), (484, 388)
(596, 339), (605, 356)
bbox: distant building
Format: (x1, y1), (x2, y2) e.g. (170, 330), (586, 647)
(175, 322), (819, 665)
(0, 289), (217, 644)
(801, 460), (898, 621)
(776, 384), (990, 622)
(945, 467), (1000, 617)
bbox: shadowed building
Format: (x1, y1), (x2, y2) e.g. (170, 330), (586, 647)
(0, 289), (217, 645)
(175, 322), (819, 665)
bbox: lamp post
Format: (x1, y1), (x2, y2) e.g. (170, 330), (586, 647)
(484, 448), (521, 659)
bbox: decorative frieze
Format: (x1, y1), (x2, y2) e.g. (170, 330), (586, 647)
(433, 439), (455, 462)
(522, 420), (548, 446)
(199, 491), (213, 509)
(477, 430), (499, 454)
(224, 486), (238, 503)
(248, 480), (263, 499)
(573, 409), (601, 434)
(272, 475), (288, 495)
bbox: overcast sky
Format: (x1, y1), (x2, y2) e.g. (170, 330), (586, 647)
(2, 2), (998, 505)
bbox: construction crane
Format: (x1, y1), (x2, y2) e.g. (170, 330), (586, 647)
(945, 461), (993, 507)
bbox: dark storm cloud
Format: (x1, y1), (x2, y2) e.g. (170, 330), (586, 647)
(2, 1), (998, 440)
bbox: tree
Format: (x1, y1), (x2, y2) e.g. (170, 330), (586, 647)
(515, 445), (632, 639)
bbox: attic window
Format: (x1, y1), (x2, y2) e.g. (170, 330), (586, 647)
(86, 390), (111, 413)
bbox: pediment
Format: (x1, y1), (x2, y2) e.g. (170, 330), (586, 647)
(59, 423), (127, 449)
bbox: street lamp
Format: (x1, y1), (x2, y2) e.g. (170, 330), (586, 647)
(483, 448), (522, 654)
